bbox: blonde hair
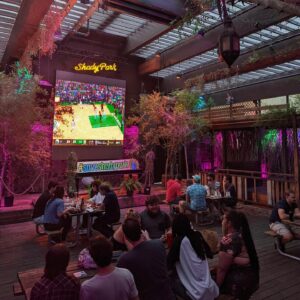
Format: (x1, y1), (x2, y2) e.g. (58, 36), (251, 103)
(125, 209), (140, 222)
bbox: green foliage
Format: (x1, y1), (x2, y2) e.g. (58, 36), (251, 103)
(0, 67), (52, 193)
(120, 176), (142, 193)
(256, 106), (299, 127)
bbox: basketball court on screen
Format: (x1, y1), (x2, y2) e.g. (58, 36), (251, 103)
(53, 103), (123, 141)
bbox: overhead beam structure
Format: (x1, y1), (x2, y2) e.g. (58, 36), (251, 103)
(1, 0), (53, 67)
(138, 5), (291, 75)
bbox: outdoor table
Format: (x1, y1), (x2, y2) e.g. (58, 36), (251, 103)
(69, 207), (104, 246)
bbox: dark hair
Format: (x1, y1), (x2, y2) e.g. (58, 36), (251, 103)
(53, 186), (64, 199)
(89, 236), (113, 267)
(48, 181), (58, 191)
(99, 182), (111, 194)
(176, 174), (182, 181)
(226, 211), (259, 272)
(122, 218), (142, 242)
(208, 173), (215, 180)
(167, 214), (213, 269)
(44, 244), (70, 280)
(145, 196), (159, 206)
(224, 175), (232, 183)
(90, 181), (99, 197)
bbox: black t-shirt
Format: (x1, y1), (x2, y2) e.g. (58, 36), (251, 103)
(32, 190), (51, 218)
(117, 240), (174, 300)
(269, 199), (297, 224)
(103, 191), (120, 223)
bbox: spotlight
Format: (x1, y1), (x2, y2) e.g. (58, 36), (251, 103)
(81, 0), (90, 4)
(176, 74), (182, 79)
(155, 52), (161, 58)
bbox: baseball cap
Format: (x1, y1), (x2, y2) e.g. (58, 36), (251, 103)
(192, 175), (201, 182)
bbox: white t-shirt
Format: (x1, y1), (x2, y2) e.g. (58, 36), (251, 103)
(89, 192), (105, 205)
(80, 267), (138, 300)
(176, 237), (219, 300)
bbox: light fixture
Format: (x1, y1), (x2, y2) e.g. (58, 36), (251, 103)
(219, 16), (240, 67)
(176, 74), (182, 79)
(155, 52), (161, 58)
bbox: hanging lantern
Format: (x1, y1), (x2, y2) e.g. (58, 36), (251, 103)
(219, 16), (240, 67)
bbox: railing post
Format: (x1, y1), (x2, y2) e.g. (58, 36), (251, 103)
(253, 178), (257, 202)
(267, 179), (272, 206)
(292, 115), (300, 205)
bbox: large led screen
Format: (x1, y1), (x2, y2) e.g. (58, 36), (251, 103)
(53, 78), (125, 146)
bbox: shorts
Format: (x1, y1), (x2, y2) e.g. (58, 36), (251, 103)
(33, 215), (44, 224)
(181, 201), (207, 211)
(270, 222), (292, 237)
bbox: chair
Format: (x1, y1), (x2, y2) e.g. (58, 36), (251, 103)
(194, 208), (214, 226)
(45, 228), (63, 245)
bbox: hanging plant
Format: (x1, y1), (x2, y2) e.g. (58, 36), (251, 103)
(20, 5), (63, 69)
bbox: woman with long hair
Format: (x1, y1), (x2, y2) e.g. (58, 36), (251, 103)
(167, 214), (219, 300)
(31, 244), (80, 300)
(216, 210), (259, 299)
(43, 186), (72, 241)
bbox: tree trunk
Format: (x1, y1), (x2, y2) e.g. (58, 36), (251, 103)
(184, 143), (189, 179)
(164, 156), (169, 186)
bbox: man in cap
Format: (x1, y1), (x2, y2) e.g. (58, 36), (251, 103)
(179, 174), (207, 213)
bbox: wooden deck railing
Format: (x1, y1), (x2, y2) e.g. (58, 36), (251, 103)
(199, 169), (296, 207)
(198, 103), (288, 124)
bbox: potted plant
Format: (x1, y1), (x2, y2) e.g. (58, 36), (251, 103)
(120, 174), (142, 197)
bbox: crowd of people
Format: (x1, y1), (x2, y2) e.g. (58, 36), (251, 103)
(55, 80), (125, 112)
(30, 173), (264, 300)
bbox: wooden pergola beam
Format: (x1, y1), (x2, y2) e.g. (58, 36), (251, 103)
(248, 0), (300, 16)
(138, 4), (290, 75)
(202, 46), (300, 83)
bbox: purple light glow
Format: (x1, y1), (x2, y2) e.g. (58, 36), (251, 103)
(214, 132), (223, 169)
(261, 162), (268, 179)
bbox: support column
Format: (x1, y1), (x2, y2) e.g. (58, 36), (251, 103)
(292, 115), (300, 205)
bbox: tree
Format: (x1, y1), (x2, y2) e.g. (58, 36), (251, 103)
(0, 67), (52, 204)
(127, 91), (208, 180)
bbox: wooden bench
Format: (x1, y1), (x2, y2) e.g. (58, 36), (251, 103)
(44, 228), (63, 245)
(12, 282), (23, 296)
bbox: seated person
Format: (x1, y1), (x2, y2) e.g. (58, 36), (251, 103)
(222, 175), (237, 207)
(269, 190), (300, 250)
(32, 181), (57, 224)
(81, 181), (104, 228)
(206, 173), (216, 197)
(80, 236), (139, 300)
(30, 244), (80, 300)
(88, 181), (105, 205)
(166, 174), (182, 205)
(216, 211), (259, 299)
(167, 214), (219, 300)
(117, 219), (175, 300)
(112, 209), (150, 251)
(93, 183), (121, 238)
(43, 186), (73, 241)
(179, 175), (207, 213)
(140, 197), (171, 239)
(214, 181), (222, 198)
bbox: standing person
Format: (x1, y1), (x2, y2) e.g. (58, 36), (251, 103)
(269, 190), (300, 250)
(140, 197), (171, 239)
(92, 183), (120, 238)
(216, 211), (260, 299)
(179, 175), (207, 213)
(80, 236), (139, 300)
(30, 244), (80, 300)
(167, 214), (219, 300)
(32, 181), (57, 224)
(206, 174), (216, 196)
(43, 186), (72, 241)
(101, 102), (104, 112)
(98, 110), (102, 123)
(222, 176), (237, 208)
(166, 174), (182, 205)
(117, 219), (175, 300)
